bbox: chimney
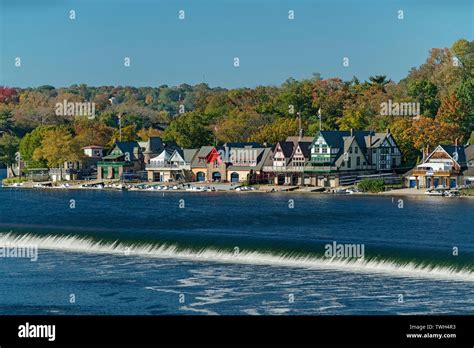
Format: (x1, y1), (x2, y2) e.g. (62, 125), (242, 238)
(350, 128), (353, 137)
(455, 138), (458, 146)
(386, 128), (390, 134)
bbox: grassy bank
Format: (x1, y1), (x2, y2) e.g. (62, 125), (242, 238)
(460, 188), (474, 196)
(2, 177), (30, 185)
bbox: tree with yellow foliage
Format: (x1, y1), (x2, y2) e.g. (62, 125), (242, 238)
(33, 128), (82, 168)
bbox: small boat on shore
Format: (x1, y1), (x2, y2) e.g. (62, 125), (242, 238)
(186, 186), (205, 192)
(424, 189), (444, 196)
(444, 190), (460, 197)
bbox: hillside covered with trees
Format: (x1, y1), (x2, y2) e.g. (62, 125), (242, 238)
(0, 39), (473, 172)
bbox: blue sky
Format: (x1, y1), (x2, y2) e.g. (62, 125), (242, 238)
(1, 0), (473, 88)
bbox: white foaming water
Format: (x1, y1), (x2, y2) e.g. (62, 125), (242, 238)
(1, 232), (473, 282)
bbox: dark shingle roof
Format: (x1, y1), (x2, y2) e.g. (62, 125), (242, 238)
(278, 141), (295, 158)
(144, 137), (164, 154)
(116, 141), (140, 155)
(297, 141), (312, 158)
(108, 141), (142, 161)
(439, 145), (467, 166)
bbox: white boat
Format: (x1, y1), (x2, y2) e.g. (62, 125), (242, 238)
(186, 186), (204, 192)
(424, 189), (443, 196)
(444, 190), (460, 197)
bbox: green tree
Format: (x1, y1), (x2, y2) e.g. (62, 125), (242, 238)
(108, 125), (137, 146)
(407, 80), (440, 116)
(98, 111), (119, 128)
(33, 128), (81, 168)
(0, 133), (20, 176)
(451, 39), (474, 75)
(162, 112), (213, 148)
(436, 93), (470, 139)
(74, 119), (114, 148)
(368, 75), (392, 91)
(19, 126), (57, 168)
(456, 77), (474, 135)
(250, 117), (300, 144)
(215, 111), (271, 143)
(0, 108), (14, 131)
(311, 78), (352, 130)
(137, 127), (162, 141)
(337, 105), (369, 130)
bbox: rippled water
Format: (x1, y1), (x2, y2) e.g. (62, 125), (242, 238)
(0, 188), (472, 315)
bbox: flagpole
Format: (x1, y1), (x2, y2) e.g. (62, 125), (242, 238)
(118, 113), (122, 142)
(318, 107), (322, 131)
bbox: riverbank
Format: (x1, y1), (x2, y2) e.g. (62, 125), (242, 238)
(1, 189), (473, 315)
(2, 178), (473, 197)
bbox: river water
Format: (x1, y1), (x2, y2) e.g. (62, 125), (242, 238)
(0, 188), (472, 314)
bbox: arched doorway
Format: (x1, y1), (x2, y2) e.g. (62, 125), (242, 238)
(212, 172), (222, 182)
(196, 172), (205, 182)
(230, 172), (239, 182)
(277, 174), (285, 185)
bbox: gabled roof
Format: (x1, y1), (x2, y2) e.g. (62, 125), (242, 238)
(422, 144), (472, 170)
(146, 137), (164, 153)
(316, 131), (347, 148)
(439, 145), (467, 166)
(296, 141), (312, 159)
(150, 148), (174, 162)
(275, 141), (295, 158)
(196, 146), (215, 158)
(343, 136), (355, 153)
(170, 149), (184, 163)
(114, 141), (142, 158)
(141, 137), (179, 155)
(192, 146), (216, 168)
(183, 149), (199, 163)
(317, 130), (399, 151)
(227, 147), (273, 171)
(313, 130), (389, 167)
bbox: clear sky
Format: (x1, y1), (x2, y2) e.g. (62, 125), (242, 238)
(1, 0), (473, 88)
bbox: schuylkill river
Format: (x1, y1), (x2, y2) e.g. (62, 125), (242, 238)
(0, 183), (472, 315)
